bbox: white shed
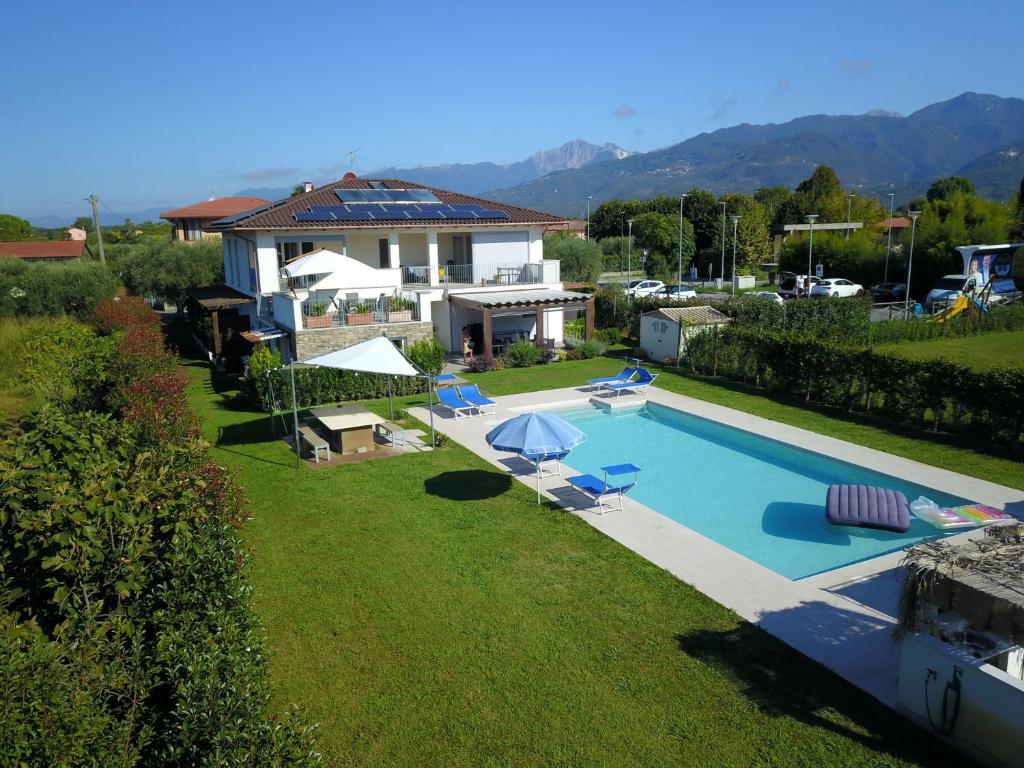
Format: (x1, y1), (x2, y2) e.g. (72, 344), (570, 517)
(639, 306), (731, 363)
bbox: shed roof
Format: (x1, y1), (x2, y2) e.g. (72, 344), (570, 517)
(207, 177), (568, 231)
(0, 240), (86, 259)
(186, 284), (255, 310)
(645, 306), (731, 325)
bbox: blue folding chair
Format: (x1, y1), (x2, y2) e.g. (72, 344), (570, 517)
(586, 366), (637, 391)
(457, 383), (496, 415)
(436, 386), (475, 418)
(602, 368), (658, 397)
(567, 463), (641, 515)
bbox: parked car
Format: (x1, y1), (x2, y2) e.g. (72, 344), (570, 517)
(924, 274), (973, 311)
(869, 282), (907, 302)
(749, 291), (785, 305)
(778, 274), (820, 299)
(810, 278), (865, 298)
(654, 283), (697, 302)
(625, 279), (665, 297)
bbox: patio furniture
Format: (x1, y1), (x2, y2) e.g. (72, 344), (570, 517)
(485, 412), (587, 503)
(456, 383), (496, 415)
(297, 424), (331, 463)
(375, 421), (407, 448)
(436, 386), (476, 418)
(601, 368), (658, 396)
(586, 367), (638, 391)
(567, 463), (641, 515)
(311, 405), (386, 455)
(826, 484), (910, 533)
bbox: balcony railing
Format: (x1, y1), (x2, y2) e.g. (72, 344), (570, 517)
(300, 295), (420, 329)
(402, 262), (544, 287)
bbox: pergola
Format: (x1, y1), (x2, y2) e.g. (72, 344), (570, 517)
(185, 284), (255, 355)
(448, 289), (595, 362)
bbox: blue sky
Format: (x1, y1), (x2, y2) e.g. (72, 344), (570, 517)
(2, 0), (1022, 219)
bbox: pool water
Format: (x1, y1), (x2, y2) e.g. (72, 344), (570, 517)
(558, 402), (967, 580)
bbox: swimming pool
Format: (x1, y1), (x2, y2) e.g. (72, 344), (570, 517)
(557, 402), (967, 580)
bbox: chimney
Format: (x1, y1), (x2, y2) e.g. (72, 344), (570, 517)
(302, 180), (313, 193)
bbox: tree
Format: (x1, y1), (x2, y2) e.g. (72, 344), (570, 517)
(792, 165), (846, 222)
(682, 189), (721, 263)
(631, 212), (695, 281)
(717, 195), (772, 276)
(926, 176), (976, 203)
(754, 186), (793, 227)
(543, 234), (603, 283)
(291, 184), (305, 197)
(72, 216), (92, 232)
(118, 240), (224, 314)
(1009, 175), (1024, 240)
(0, 213), (33, 241)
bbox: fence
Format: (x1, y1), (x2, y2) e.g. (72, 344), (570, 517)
(402, 263), (543, 286)
(300, 294), (419, 329)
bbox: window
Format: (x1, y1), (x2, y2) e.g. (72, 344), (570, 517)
(184, 219), (202, 241)
(276, 241), (300, 268)
(301, 241), (314, 255)
(378, 238), (389, 268)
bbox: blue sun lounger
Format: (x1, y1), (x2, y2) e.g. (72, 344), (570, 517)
(457, 383), (496, 415)
(567, 463), (641, 515)
(436, 386), (476, 418)
(602, 368), (658, 397)
(586, 367), (637, 391)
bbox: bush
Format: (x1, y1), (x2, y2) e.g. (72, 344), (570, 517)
(117, 239), (223, 310)
(594, 327), (623, 345)
(407, 336), (446, 375)
(867, 302), (1024, 346)
(0, 257), (117, 319)
(543, 234), (603, 283)
(503, 340), (543, 368)
(564, 338), (607, 359)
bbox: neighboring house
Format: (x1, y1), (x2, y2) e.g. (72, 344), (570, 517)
(204, 176), (595, 361)
(0, 240), (86, 261)
(771, 221), (863, 258)
(543, 219), (588, 239)
(161, 197), (271, 242)
(639, 306), (731, 363)
(67, 227), (88, 241)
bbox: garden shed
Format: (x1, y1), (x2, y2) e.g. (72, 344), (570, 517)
(639, 306), (731, 364)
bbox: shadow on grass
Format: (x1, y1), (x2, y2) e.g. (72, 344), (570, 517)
(675, 604), (972, 765)
(425, 470), (512, 501)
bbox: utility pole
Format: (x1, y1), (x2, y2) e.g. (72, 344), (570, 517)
(89, 194), (106, 264)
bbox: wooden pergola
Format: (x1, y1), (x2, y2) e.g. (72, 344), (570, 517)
(449, 289), (595, 362)
(185, 284), (256, 355)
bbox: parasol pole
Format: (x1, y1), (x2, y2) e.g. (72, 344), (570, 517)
(290, 359), (300, 468)
(387, 375), (393, 420)
(535, 457), (541, 503)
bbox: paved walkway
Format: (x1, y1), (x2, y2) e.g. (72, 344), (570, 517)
(409, 384), (1021, 706)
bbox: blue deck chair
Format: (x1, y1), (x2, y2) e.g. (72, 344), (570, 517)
(567, 463), (641, 515)
(457, 383), (496, 415)
(434, 373), (457, 385)
(586, 366), (637, 391)
(436, 386), (476, 418)
(602, 368), (658, 397)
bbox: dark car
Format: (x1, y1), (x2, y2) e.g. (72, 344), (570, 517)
(869, 282), (907, 302)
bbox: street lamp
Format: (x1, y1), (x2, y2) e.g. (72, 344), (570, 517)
(718, 200), (727, 289)
(730, 215), (740, 294)
(677, 193), (689, 292)
(627, 219), (634, 287)
(883, 192), (895, 282)
(586, 196), (593, 241)
(846, 190), (857, 239)
(805, 214), (819, 298)
(903, 210), (921, 320)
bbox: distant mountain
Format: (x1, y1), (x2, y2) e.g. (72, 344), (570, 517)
(487, 93), (1024, 214)
(27, 206), (169, 229)
(955, 145), (1024, 200)
(366, 140), (632, 195)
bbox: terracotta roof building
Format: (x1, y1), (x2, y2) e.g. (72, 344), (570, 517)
(161, 196), (271, 242)
(0, 240), (87, 261)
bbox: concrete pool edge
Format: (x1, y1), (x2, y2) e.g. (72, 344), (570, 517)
(409, 384), (1022, 706)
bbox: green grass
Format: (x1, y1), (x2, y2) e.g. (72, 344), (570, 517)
(878, 329), (1024, 371)
(186, 358), (980, 767)
(0, 316), (69, 422)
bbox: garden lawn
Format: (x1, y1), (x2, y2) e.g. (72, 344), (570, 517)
(186, 360), (976, 767)
(878, 329), (1024, 371)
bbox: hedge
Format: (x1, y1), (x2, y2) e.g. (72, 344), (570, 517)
(0, 257), (117, 320)
(682, 326), (1024, 445)
(867, 302), (1024, 346)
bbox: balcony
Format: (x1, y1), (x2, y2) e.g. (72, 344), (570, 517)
(402, 262), (548, 287)
(300, 295), (420, 330)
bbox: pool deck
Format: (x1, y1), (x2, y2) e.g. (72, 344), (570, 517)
(409, 384), (1022, 707)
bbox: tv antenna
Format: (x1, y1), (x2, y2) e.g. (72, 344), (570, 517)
(347, 147), (363, 171)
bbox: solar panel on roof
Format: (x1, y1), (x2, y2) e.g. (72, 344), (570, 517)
(384, 190), (418, 202)
(309, 205), (350, 216)
(405, 210), (444, 219)
(448, 204), (486, 212)
(406, 189), (441, 203)
(476, 209), (510, 219)
(331, 210), (375, 221)
(334, 189), (368, 203)
(358, 190), (392, 202)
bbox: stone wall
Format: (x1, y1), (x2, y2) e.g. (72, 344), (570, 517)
(294, 321), (435, 359)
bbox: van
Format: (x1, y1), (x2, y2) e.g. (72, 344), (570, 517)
(925, 274), (980, 311)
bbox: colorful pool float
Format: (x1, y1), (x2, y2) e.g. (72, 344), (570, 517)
(944, 504), (1013, 525)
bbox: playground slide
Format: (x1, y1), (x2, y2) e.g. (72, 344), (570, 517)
(929, 295), (970, 323)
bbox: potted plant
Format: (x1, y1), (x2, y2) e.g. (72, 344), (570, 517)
(386, 297), (415, 323)
(303, 301), (332, 329)
(345, 302), (373, 326)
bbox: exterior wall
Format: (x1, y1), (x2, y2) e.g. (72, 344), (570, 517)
(345, 232), (386, 269)
(399, 233), (429, 266)
(528, 225), (544, 262)
(294, 321), (434, 360)
(272, 292), (303, 331)
(470, 230), (530, 271)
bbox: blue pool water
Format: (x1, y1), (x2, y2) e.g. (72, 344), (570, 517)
(558, 402), (967, 580)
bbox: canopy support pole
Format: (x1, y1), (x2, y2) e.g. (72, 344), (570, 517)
(290, 360), (300, 468)
(387, 375), (394, 420)
(428, 376), (435, 448)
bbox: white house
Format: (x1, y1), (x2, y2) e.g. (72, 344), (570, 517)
(205, 176), (594, 361)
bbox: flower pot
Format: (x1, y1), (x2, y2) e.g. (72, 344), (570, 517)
(346, 312), (373, 326)
(386, 310), (413, 323)
(304, 314), (332, 329)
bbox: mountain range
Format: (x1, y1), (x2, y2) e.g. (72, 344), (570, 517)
(488, 93), (1024, 214)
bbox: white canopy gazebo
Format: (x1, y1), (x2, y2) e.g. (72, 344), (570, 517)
(288, 335), (435, 465)
(280, 248), (347, 279)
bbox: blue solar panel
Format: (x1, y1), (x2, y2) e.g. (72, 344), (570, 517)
(385, 190), (418, 202)
(448, 204), (486, 212)
(309, 205), (350, 216)
(406, 189), (441, 203)
(294, 211), (330, 222)
(476, 209), (510, 219)
(334, 189), (368, 203)
(331, 210), (375, 221)
(405, 210), (444, 219)
(357, 190), (392, 202)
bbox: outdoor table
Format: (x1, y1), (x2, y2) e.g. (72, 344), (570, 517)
(311, 405), (386, 455)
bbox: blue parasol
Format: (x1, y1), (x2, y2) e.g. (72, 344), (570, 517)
(485, 412), (587, 502)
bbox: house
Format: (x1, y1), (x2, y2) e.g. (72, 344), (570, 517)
(161, 197), (271, 242)
(639, 306), (731, 363)
(204, 176), (595, 362)
(0, 240), (86, 261)
(67, 227), (88, 241)
(543, 219), (588, 239)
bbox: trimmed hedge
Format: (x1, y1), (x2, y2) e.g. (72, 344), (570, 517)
(683, 326), (1024, 445)
(867, 303), (1024, 346)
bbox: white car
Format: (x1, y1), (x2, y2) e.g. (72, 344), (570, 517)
(625, 279), (665, 298)
(654, 284), (697, 302)
(778, 274), (820, 299)
(750, 291), (784, 305)
(810, 278), (865, 298)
